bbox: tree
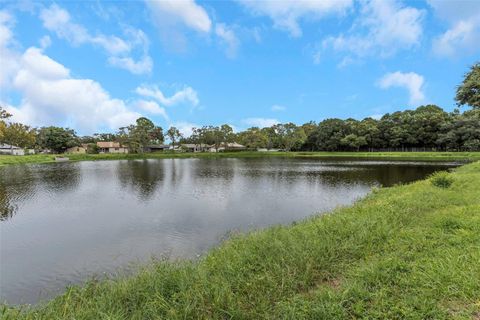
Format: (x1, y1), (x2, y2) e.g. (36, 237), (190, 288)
(125, 117), (164, 153)
(456, 62), (480, 109)
(0, 106), (12, 120)
(1, 123), (36, 148)
(37, 127), (79, 153)
(166, 127), (182, 150)
(220, 124), (234, 150)
(237, 127), (267, 149)
(341, 134), (367, 151)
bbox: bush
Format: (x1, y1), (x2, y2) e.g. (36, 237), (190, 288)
(430, 171), (454, 188)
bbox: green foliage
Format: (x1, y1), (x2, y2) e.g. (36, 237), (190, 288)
(36, 126), (78, 153)
(430, 171), (454, 188)
(3, 162), (480, 319)
(0, 122), (36, 148)
(166, 126), (182, 149)
(456, 62), (480, 109)
(123, 117), (164, 153)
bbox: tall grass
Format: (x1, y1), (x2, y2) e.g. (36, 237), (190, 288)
(2, 162), (480, 319)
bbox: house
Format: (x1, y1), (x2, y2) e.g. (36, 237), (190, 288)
(145, 144), (171, 152)
(209, 142), (246, 152)
(0, 144), (25, 156)
(181, 144), (209, 152)
(96, 142), (129, 154)
(66, 144), (88, 154)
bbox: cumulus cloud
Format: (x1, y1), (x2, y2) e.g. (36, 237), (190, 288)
(145, 0), (211, 51)
(135, 100), (169, 120)
(170, 121), (200, 137)
(242, 117), (279, 128)
(5, 46), (141, 133)
(135, 85), (199, 108)
(319, 0), (424, 63)
(428, 0), (480, 57)
(145, 0), (211, 33)
(271, 105), (286, 112)
(377, 71), (425, 106)
(39, 4), (152, 74)
(215, 23), (239, 58)
(0, 10), (19, 90)
(237, 0), (353, 37)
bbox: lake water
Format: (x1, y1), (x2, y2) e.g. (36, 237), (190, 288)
(0, 158), (458, 304)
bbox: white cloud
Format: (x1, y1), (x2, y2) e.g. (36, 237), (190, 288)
(39, 35), (51, 49)
(170, 121), (200, 137)
(135, 100), (169, 120)
(6, 46), (141, 134)
(319, 0), (424, 63)
(145, 0), (211, 33)
(0, 10), (14, 47)
(271, 104), (286, 112)
(377, 71), (425, 106)
(215, 23), (239, 58)
(39, 4), (152, 74)
(0, 10), (20, 90)
(135, 85), (199, 107)
(428, 0), (480, 57)
(108, 56), (153, 75)
(238, 0), (353, 37)
(242, 117), (279, 128)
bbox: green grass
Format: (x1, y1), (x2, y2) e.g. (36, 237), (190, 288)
(2, 162), (480, 319)
(1, 151), (480, 166)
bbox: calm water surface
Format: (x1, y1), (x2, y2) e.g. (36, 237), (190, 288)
(0, 158), (458, 304)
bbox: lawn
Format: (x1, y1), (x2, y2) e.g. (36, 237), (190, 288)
(1, 151), (480, 166)
(2, 161), (479, 319)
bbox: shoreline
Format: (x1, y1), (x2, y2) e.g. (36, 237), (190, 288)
(1, 151), (480, 166)
(3, 161), (479, 318)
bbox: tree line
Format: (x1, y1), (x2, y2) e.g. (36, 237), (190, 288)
(1, 63), (479, 153)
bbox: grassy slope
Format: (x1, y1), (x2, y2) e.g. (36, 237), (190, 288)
(1, 151), (480, 166)
(2, 162), (479, 319)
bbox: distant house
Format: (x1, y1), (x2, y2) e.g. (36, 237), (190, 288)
(97, 142), (129, 154)
(0, 144), (25, 156)
(66, 144), (88, 154)
(145, 144), (171, 152)
(209, 142), (246, 152)
(181, 144), (209, 152)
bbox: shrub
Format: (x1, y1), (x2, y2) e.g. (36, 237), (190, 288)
(430, 171), (454, 188)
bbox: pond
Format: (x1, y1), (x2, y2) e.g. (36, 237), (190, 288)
(0, 158), (458, 304)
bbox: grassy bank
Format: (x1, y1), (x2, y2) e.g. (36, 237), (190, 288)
(2, 162), (479, 319)
(1, 151), (480, 166)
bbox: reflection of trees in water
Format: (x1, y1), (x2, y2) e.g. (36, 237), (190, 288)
(0, 186), (18, 221)
(36, 163), (81, 192)
(0, 166), (35, 221)
(116, 160), (165, 200)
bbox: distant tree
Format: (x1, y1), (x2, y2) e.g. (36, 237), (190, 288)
(37, 127), (78, 153)
(166, 126), (182, 150)
(456, 62), (480, 109)
(220, 124), (234, 149)
(86, 143), (99, 154)
(125, 117), (164, 153)
(237, 127), (268, 149)
(0, 106), (12, 120)
(341, 134), (367, 151)
(437, 109), (480, 151)
(1, 123), (36, 148)
(93, 133), (117, 141)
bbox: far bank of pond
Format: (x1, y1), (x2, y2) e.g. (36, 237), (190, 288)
(2, 159), (479, 319)
(1, 151), (480, 166)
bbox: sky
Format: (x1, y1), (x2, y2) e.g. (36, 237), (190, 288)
(0, 0), (479, 136)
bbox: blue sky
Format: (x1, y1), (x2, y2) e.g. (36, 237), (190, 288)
(1, 0), (479, 135)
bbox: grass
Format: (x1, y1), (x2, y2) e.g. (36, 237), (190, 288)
(2, 162), (479, 319)
(1, 151), (480, 166)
